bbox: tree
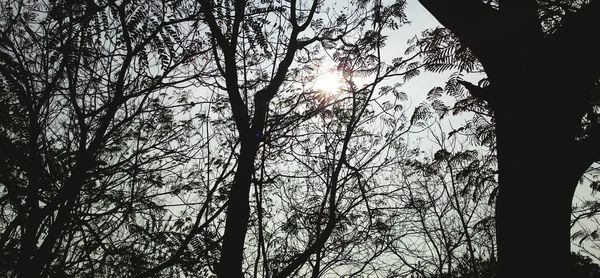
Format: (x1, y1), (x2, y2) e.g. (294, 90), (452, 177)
(248, 20), (421, 276)
(392, 120), (497, 277)
(0, 0), (214, 276)
(11, 0), (600, 277)
(197, 0), (407, 276)
(416, 0), (600, 277)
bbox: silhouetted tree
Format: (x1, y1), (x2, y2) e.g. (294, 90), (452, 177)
(10, 0), (600, 277)
(197, 0), (408, 276)
(248, 19), (424, 276)
(416, 0), (600, 277)
(0, 0), (214, 276)
(392, 121), (497, 277)
(197, 1), (336, 275)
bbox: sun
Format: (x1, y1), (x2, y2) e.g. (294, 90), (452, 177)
(312, 70), (343, 95)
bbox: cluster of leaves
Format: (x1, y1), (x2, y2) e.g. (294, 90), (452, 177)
(405, 27), (481, 74)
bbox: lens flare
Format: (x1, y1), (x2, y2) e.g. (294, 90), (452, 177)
(312, 71), (343, 95)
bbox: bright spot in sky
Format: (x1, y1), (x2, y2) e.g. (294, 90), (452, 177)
(312, 70), (343, 95)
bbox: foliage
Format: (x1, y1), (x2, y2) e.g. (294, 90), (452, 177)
(1, 0), (599, 277)
(0, 0), (217, 276)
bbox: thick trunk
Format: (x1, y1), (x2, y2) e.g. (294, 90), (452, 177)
(217, 139), (259, 278)
(495, 143), (579, 277)
(493, 85), (586, 278)
(217, 92), (270, 277)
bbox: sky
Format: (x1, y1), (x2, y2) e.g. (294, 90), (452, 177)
(190, 0), (600, 263)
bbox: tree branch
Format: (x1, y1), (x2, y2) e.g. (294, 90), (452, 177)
(418, 0), (503, 78)
(199, 0), (250, 135)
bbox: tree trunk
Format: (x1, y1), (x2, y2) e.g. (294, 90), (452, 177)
(493, 83), (586, 278)
(217, 138), (259, 278)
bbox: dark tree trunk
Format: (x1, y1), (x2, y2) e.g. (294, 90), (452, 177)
(199, 0), (319, 274)
(493, 83), (586, 277)
(217, 100), (268, 278)
(16, 125), (43, 278)
(217, 138), (259, 278)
